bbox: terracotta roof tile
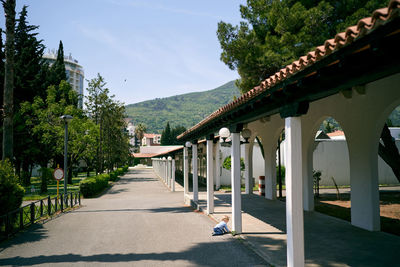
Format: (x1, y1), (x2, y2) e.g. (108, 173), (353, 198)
(177, 0), (400, 140)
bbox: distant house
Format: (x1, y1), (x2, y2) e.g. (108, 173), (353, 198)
(126, 121), (136, 150)
(142, 133), (161, 146)
(327, 130), (345, 140)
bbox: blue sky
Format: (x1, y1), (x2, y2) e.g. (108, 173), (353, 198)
(0, 0), (245, 105)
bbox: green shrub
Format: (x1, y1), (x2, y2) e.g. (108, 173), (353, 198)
(122, 165), (128, 172)
(222, 156), (245, 171)
(0, 160), (25, 215)
(79, 173), (110, 198)
(116, 168), (124, 175)
(109, 171), (118, 181)
(133, 158), (140, 166)
(276, 165), (285, 184)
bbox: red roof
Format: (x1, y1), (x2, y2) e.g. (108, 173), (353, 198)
(327, 131), (345, 137)
(178, 0), (400, 140)
(143, 133), (161, 138)
(132, 153), (159, 158)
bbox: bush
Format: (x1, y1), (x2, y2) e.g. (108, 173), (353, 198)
(79, 173), (110, 198)
(116, 168), (124, 176)
(123, 165), (128, 172)
(0, 160), (25, 215)
(133, 158), (140, 166)
(276, 165), (285, 184)
(109, 171), (118, 181)
(222, 156), (245, 171)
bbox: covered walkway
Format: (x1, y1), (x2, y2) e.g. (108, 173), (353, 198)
(175, 2), (400, 266)
(186, 191), (399, 267)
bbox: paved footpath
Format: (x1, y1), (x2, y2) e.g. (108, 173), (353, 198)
(0, 168), (267, 267)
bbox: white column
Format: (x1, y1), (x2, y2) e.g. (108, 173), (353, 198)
(231, 132), (242, 233)
(302, 147), (314, 211)
(172, 159), (175, 192)
(192, 143), (198, 202)
(207, 139), (214, 214)
(168, 158), (172, 188)
(264, 149), (277, 200)
(164, 159), (167, 183)
(348, 134), (380, 231)
(285, 117), (305, 267)
(244, 143), (254, 194)
(215, 141), (221, 190)
(184, 147), (189, 197)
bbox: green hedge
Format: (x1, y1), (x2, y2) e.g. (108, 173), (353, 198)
(79, 167), (129, 197)
(122, 165), (128, 172)
(80, 173), (110, 198)
(109, 171), (118, 181)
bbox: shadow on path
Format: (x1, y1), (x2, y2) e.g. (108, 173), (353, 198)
(0, 224), (48, 251)
(0, 240), (266, 266)
(212, 192), (399, 266)
(74, 206), (193, 214)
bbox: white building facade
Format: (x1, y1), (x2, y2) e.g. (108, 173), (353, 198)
(43, 51), (85, 108)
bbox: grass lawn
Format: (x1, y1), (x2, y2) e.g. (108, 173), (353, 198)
(22, 172), (95, 201)
(315, 191), (400, 236)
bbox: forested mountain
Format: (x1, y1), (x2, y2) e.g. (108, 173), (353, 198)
(125, 81), (240, 133)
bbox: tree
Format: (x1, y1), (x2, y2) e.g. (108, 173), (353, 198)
(2, 0), (16, 161)
(13, 5), (47, 184)
(217, 0), (389, 93)
(85, 74), (130, 173)
(134, 123), (146, 145)
(48, 40), (66, 88)
(161, 122), (172, 145)
(20, 81), (79, 180)
(0, 29), (5, 156)
(85, 74), (109, 173)
(170, 125), (186, 145)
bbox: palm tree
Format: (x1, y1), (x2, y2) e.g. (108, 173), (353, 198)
(134, 123), (146, 146)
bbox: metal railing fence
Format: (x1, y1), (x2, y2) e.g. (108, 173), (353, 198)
(0, 191), (81, 241)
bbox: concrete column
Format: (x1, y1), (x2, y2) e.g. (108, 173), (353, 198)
(348, 133), (380, 231)
(302, 145), (314, 211)
(206, 138), (214, 214)
(168, 158), (172, 188)
(231, 132), (242, 233)
(244, 142), (254, 194)
(165, 159), (167, 183)
(264, 142), (277, 200)
(172, 159), (175, 192)
(183, 147), (189, 197)
(215, 141), (221, 190)
(192, 143), (198, 202)
(285, 117), (305, 267)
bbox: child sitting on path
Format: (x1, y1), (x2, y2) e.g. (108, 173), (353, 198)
(212, 215), (230, 236)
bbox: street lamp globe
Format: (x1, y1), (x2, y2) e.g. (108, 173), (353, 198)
(60, 114), (73, 123)
(241, 128), (252, 139)
(185, 141), (192, 148)
(219, 127), (230, 142)
(167, 156), (172, 161)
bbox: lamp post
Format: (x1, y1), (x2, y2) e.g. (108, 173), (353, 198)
(60, 115), (73, 198)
